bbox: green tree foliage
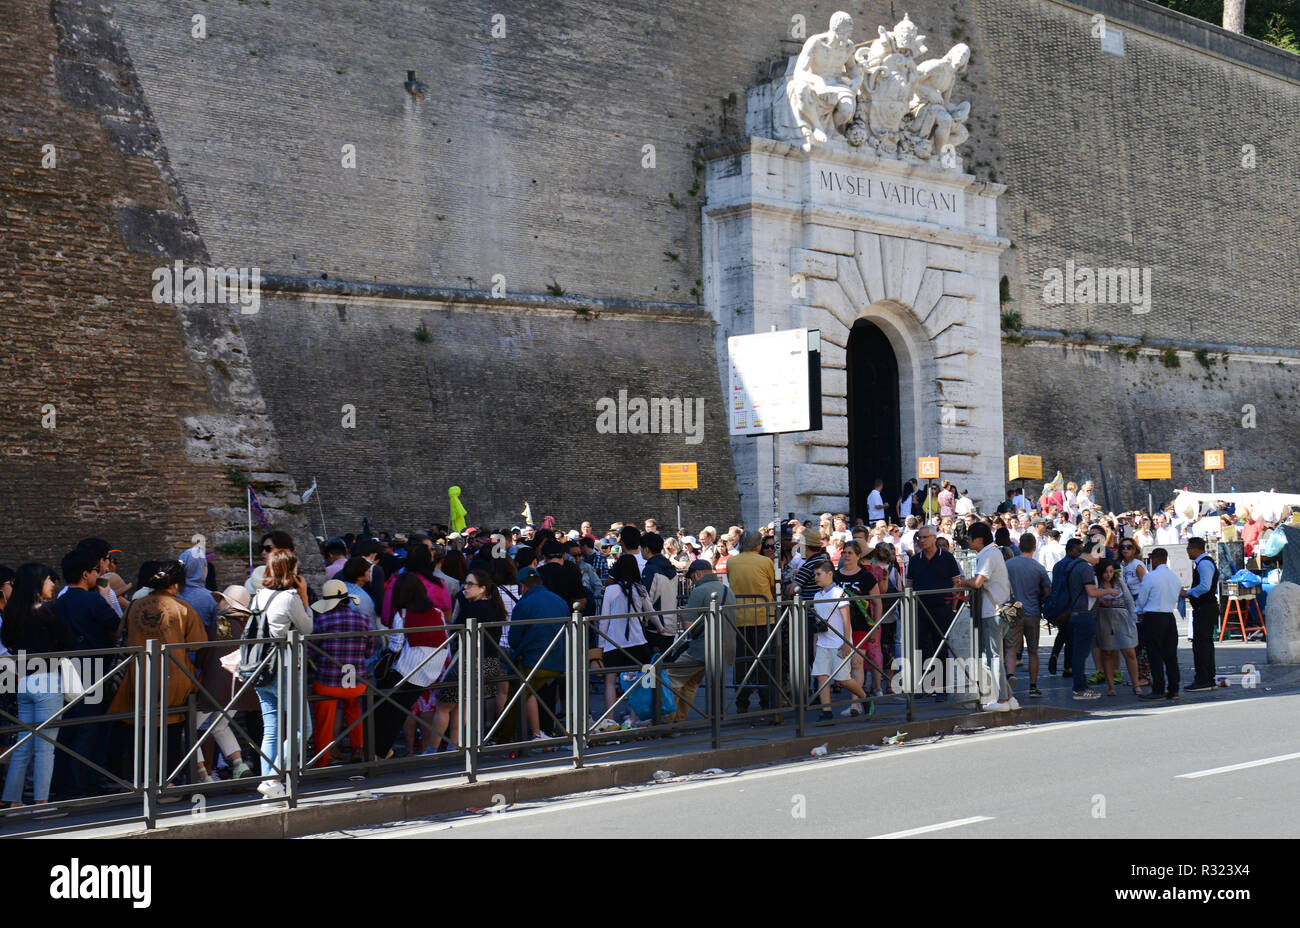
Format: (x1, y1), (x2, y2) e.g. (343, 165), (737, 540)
(1147, 0), (1300, 52)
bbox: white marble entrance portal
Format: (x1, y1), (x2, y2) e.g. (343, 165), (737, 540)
(702, 136), (1009, 524)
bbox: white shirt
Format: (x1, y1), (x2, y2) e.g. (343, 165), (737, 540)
(812, 584), (850, 649)
(1036, 539), (1066, 572)
(1135, 564), (1183, 614)
(901, 529), (917, 555)
(250, 587), (312, 639)
(868, 490), (885, 521)
(388, 609), (450, 687)
(599, 583), (652, 651)
(975, 544), (1012, 618)
(498, 584), (520, 647)
(955, 496), (975, 516)
(1155, 525), (1181, 545)
(899, 495), (913, 519)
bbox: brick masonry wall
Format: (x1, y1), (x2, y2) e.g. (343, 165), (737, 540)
(103, 0), (1299, 342)
(1002, 341), (1300, 508)
(0, 0), (322, 581)
(100, 0), (1297, 510)
(239, 291), (740, 533)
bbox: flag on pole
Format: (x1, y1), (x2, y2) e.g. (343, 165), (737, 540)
(301, 477), (318, 503)
(1047, 470), (1064, 492)
(248, 486), (272, 532)
(521, 502), (533, 526)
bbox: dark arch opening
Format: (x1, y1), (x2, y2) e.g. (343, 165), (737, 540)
(847, 318), (901, 522)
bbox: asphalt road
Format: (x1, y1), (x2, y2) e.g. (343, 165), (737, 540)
(311, 690), (1300, 839)
(312, 686), (1300, 837)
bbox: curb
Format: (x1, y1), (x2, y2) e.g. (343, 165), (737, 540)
(121, 705), (1081, 839)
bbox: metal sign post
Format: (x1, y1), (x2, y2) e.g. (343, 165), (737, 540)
(659, 463), (697, 534)
(1205, 449), (1225, 497)
(1136, 453), (1172, 516)
(727, 327), (821, 588)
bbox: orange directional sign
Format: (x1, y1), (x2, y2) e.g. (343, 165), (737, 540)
(1008, 454), (1042, 482)
(1204, 449), (1225, 471)
(917, 457), (940, 480)
(660, 462), (698, 490)
(1135, 453), (1172, 481)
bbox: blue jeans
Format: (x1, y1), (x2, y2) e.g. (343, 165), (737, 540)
(1071, 612), (1098, 692)
(2, 675), (63, 803)
(255, 683), (311, 778)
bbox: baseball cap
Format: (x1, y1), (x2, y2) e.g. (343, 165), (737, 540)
(517, 566), (542, 583)
(541, 539), (565, 558)
(687, 559), (712, 574)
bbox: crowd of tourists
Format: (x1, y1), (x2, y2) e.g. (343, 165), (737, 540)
(0, 480), (1284, 809)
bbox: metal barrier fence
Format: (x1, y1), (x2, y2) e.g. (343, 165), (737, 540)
(0, 588), (990, 833)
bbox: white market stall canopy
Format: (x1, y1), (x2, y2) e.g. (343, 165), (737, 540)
(1174, 490), (1300, 523)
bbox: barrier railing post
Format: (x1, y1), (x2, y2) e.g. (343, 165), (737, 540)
(902, 590), (915, 722)
(569, 606), (585, 769)
(285, 632), (299, 808)
(142, 638), (160, 829)
(705, 593), (721, 749)
(465, 616), (480, 783)
(960, 602), (981, 710)
(790, 598), (808, 739)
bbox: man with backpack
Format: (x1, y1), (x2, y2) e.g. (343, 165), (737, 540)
(1043, 537), (1110, 699)
(640, 532), (680, 653)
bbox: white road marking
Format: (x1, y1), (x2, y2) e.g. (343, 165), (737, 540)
(1176, 752), (1300, 779)
(341, 694), (1282, 838)
(871, 816), (993, 839)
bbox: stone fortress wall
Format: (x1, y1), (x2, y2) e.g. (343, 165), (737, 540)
(3, 0), (1298, 565)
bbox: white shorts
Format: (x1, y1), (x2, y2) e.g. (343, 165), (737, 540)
(811, 645), (852, 681)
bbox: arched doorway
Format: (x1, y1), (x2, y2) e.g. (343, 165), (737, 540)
(847, 318), (902, 521)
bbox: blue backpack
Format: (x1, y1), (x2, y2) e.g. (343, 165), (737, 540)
(1042, 558), (1087, 622)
